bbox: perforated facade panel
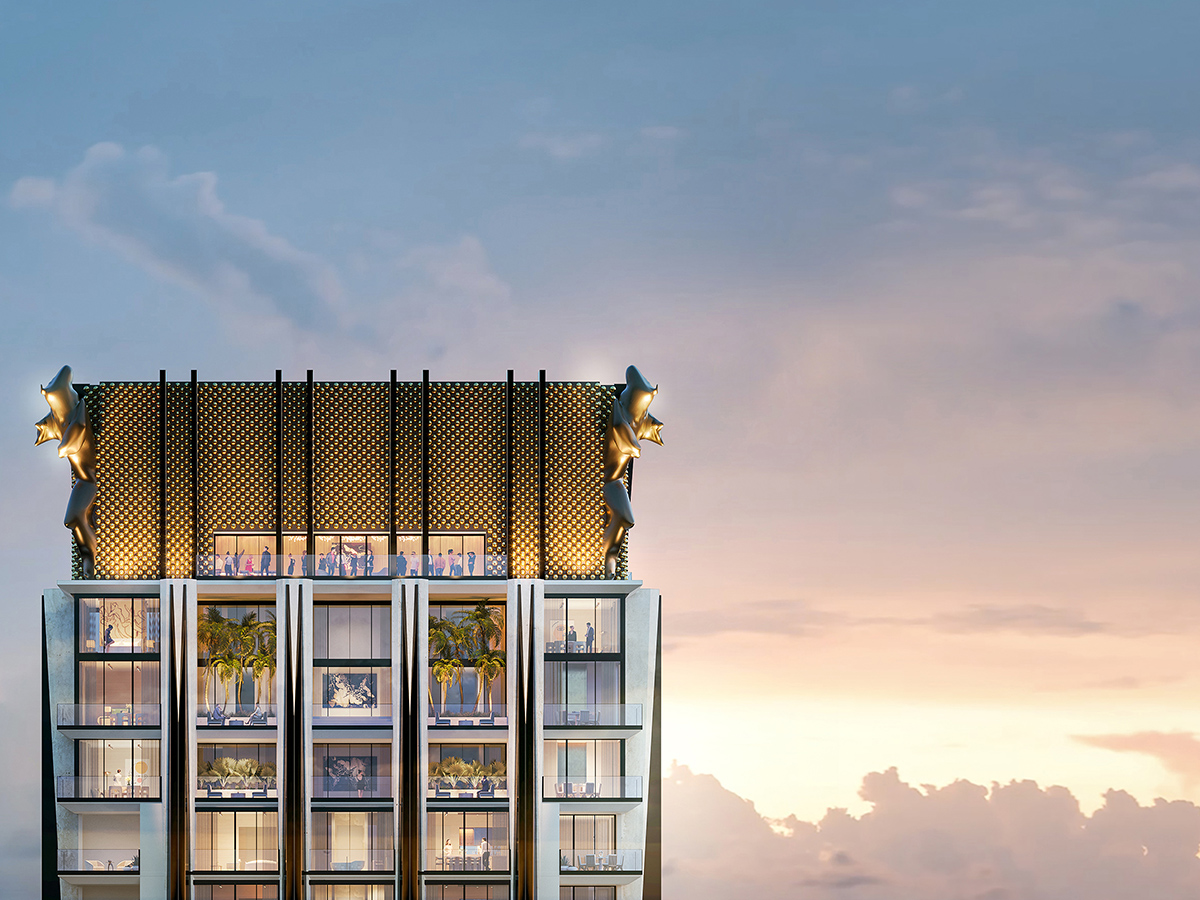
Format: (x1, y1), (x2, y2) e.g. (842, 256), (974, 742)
(313, 382), (389, 533)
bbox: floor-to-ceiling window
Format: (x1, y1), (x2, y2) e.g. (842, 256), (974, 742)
(542, 740), (632, 799)
(313, 604), (392, 724)
(73, 595), (160, 727)
(193, 810), (278, 872)
(425, 811), (509, 872)
(310, 810), (394, 872)
(73, 739), (160, 799)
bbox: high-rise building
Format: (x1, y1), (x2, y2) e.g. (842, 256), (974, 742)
(38, 366), (664, 900)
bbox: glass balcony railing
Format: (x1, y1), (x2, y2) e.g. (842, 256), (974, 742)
(560, 849), (643, 873)
(312, 705), (393, 726)
(427, 704), (508, 726)
(58, 849), (140, 872)
(196, 778), (277, 799)
(542, 776), (642, 801)
(425, 847), (509, 872)
(57, 776), (161, 801)
(309, 849), (394, 872)
(196, 552), (510, 580)
(543, 704), (642, 728)
(197, 704), (277, 727)
(427, 776), (508, 799)
(312, 776), (392, 799)
(57, 704), (160, 727)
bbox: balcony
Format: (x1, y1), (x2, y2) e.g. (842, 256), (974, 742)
(58, 849), (140, 873)
(312, 776), (392, 800)
(197, 704), (277, 728)
(561, 849), (643, 873)
(427, 776), (508, 800)
(58, 704), (160, 728)
(57, 776), (161, 801)
(542, 777), (642, 802)
(425, 847), (509, 873)
(196, 777), (277, 800)
(309, 849), (394, 873)
(543, 704), (642, 728)
(427, 704), (508, 728)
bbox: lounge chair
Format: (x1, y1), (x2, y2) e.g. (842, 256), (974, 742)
(85, 860), (105, 871)
(115, 859), (136, 870)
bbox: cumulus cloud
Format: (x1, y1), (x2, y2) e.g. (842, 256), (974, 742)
(665, 763), (1200, 899)
(9, 143), (343, 329)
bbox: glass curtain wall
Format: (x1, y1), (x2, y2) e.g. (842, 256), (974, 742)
(197, 744), (277, 798)
(313, 604), (392, 723)
(542, 740), (622, 797)
(558, 815), (616, 869)
(196, 602), (277, 725)
(76, 739), (160, 798)
(312, 887), (395, 900)
(314, 743), (392, 798)
(193, 886), (280, 900)
(78, 597), (161, 653)
(424, 887), (510, 900)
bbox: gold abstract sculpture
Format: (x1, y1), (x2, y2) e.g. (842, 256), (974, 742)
(602, 366), (664, 578)
(36, 365), (99, 577)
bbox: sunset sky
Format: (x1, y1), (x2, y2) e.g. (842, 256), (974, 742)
(4, 3), (1200, 896)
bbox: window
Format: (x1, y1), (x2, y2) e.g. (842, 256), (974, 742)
(543, 662), (620, 710)
(77, 660), (159, 723)
(314, 743), (391, 798)
(398, 533), (488, 577)
(313, 534), (389, 578)
(544, 597), (619, 654)
(196, 603), (277, 726)
(426, 811), (509, 872)
(312, 887), (394, 900)
(312, 666), (392, 722)
(428, 603), (506, 722)
(197, 744), (276, 798)
(428, 744), (507, 798)
(78, 596), (160, 653)
(559, 815), (616, 867)
(543, 740), (634, 799)
(193, 885), (279, 900)
(194, 810), (278, 871)
(213, 535), (278, 577)
(314, 605), (391, 660)
(76, 739), (159, 798)
(425, 886), (509, 900)
(559, 890), (615, 900)
(311, 811), (394, 872)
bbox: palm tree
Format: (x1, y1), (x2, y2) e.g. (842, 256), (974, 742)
(466, 602), (503, 655)
(431, 658), (462, 717)
(249, 615), (277, 712)
(474, 651), (505, 716)
(197, 607), (230, 715)
(230, 613), (260, 714)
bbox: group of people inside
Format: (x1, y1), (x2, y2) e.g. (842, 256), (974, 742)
(217, 544), (482, 578)
(441, 837), (491, 870)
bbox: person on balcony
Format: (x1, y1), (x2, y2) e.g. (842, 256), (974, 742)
(586, 622), (595, 653)
(398, 551), (408, 576)
(467, 550), (477, 576)
(260, 545), (272, 577)
(434, 553), (446, 577)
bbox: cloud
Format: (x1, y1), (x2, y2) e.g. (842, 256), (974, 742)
(1076, 732), (1200, 790)
(1125, 164), (1200, 192)
(9, 142), (343, 329)
(519, 131), (604, 159)
(665, 763), (1200, 899)
(931, 604), (1109, 637)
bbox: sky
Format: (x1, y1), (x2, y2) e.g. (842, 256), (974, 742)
(4, 2), (1200, 896)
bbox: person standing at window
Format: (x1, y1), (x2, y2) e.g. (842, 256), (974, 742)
(447, 548), (458, 577)
(398, 551), (408, 577)
(443, 838), (453, 866)
(224, 553), (234, 576)
(365, 544), (374, 577)
(288, 555), (295, 576)
(480, 836), (490, 871)
(350, 551), (359, 578)
(567, 625), (578, 650)
(434, 553), (446, 577)
(103, 623), (114, 652)
(467, 550), (477, 576)
(260, 545), (272, 577)
(586, 622), (595, 653)
(244, 556), (254, 576)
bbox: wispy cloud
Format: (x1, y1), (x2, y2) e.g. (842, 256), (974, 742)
(519, 131), (604, 159)
(1075, 732), (1200, 789)
(10, 143), (343, 329)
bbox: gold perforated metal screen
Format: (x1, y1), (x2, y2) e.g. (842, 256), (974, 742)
(67, 376), (626, 580)
(395, 382), (421, 533)
(510, 382), (540, 578)
(196, 383), (275, 574)
(545, 383), (611, 580)
(164, 382), (193, 578)
(90, 383), (160, 579)
(281, 382), (306, 533)
(314, 383), (389, 532)
(429, 383), (507, 574)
